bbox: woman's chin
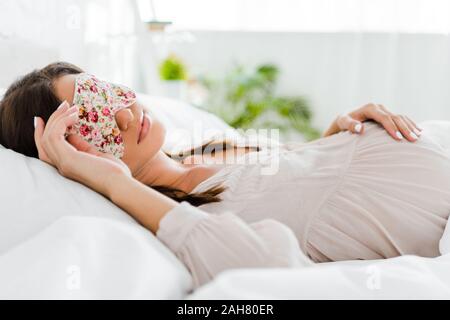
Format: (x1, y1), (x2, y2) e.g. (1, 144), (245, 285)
(126, 122), (166, 169)
(144, 119), (166, 153)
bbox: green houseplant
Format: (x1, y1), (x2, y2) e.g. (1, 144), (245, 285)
(159, 54), (188, 100)
(199, 63), (320, 141)
(159, 54), (187, 81)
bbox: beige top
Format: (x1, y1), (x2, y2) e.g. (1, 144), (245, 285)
(157, 121), (450, 288)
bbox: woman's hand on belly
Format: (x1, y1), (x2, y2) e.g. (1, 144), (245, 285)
(324, 103), (422, 142)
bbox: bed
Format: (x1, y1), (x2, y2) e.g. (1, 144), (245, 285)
(1, 87), (450, 300)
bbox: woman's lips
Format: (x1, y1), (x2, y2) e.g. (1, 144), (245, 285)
(138, 112), (151, 144)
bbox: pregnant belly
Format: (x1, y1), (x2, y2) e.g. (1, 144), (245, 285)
(306, 121), (450, 262)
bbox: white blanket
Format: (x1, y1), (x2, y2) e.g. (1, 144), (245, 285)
(3, 214), (450, 299)
(189, 254), (450, 299)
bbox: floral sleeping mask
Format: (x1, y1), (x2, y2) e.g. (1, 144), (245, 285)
(66, 73), (137, 159)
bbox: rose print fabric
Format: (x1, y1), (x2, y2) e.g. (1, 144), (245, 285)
(67, 73), (137, 158)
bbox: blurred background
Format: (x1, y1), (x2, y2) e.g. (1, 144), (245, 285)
(1, 0), (450, 141)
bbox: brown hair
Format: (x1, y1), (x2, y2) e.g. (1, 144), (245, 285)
(0, 62), (257, 207)
(0, 62), (83, 157)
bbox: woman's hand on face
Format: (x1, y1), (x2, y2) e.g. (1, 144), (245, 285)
(34, 101), (131, 197)
(335, 103), (422, 142)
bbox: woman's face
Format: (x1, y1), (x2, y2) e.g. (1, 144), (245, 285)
(53, 74), (166, 174)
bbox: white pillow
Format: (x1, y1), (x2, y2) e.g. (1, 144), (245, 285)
(0, 146), (129, 252)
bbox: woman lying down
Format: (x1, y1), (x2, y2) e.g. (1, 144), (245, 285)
(1, 62), (450, 288)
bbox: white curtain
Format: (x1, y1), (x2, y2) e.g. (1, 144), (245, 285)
(0, 0), (143, 89)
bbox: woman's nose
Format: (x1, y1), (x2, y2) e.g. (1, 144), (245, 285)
(115, 108), (135, 131)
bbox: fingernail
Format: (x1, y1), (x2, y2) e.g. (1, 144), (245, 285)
(354, 123), (362, 133)
(58, 101), (68, 110)
(396, 131), (404, 140)
(413, 128), (421, 136)
(33, 117), (37, 128)
(410, 132), (418, 140)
